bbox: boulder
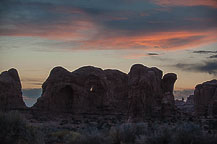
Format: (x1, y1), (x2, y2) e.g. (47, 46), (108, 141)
(194, 79), (217, 117)
(0, 68), (26, 110)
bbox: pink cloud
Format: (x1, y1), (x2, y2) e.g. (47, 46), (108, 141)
(153, 0), (217, 8)
(79, 30), (217, 51)
(1, 15), (216, 52)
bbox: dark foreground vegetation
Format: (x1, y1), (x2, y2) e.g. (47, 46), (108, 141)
(1, 112), (217, 144)
(0, 112), (44, 144)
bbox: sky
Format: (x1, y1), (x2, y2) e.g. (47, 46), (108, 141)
(0, 0), (217, 106)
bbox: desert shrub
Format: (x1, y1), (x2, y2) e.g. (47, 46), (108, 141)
(171, 122), (201, 144)
(49, 130), (80, 144)
(64, 131), (81, 143)
(135, 123), (172, 144)
(194, 135), (217, 144)
(48, 130), (70, 143)
(0, 111), (44, 144)
(109, 123), (148, 144)
(71, 122), (217, 144)
(171, 122), (217, 144)
(71, 129), (110, 144)
(47, 122), (217, 144)
(136, 122), (217, 144)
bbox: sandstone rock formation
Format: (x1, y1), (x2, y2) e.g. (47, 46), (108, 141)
(33, 64), (177, 120)
(33, 66), (129, 114)
(161, 73), (177, 117)
(128, 64), (177, 119)
(0, 68), (26, 110)
(194, 79), (217, 117)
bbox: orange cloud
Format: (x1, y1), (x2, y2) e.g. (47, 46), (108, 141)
(1, 19), (216, 52)
(80, 30), (217, 51)
(153, 0), (217, 8)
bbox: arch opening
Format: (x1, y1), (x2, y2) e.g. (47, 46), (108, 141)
(53, 85), (74, 112)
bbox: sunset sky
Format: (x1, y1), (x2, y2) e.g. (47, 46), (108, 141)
(0, 0), (217, 106)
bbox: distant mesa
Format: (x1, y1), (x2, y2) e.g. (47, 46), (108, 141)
(0, 68), (26, 110)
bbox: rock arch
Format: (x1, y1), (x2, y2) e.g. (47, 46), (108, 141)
(52, 85), (74, 112)
(84, 75), (107, 113)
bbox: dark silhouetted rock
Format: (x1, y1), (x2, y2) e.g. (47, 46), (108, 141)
(162, 73), (177, 93)
(161, 73), (177, 117)
(128, 64), (177, 120)
(128, 64), (162, 120)
(33, 66), (128, 114)
(0, 68), (26, 110)
(194, 79), (217, 117)
(33, 64), (177, 120)
(104, 69), (129, 113)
